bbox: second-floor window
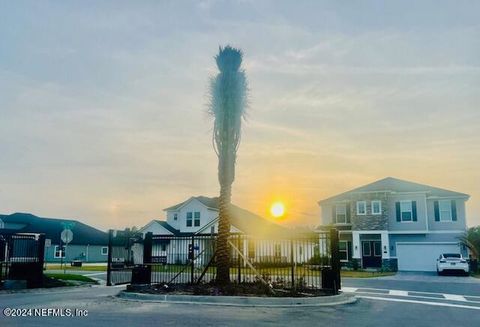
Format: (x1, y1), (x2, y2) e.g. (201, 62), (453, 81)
(335, 204), (347, 223)
(371, 200), (382, 215)
(400, 201), (412, 221)
(356, 201), (366, 215)
(439, 200), (452, 221)
(173, 213), (178, 220)
(186, 212), (193, 227)
(194, 211), (201, 227)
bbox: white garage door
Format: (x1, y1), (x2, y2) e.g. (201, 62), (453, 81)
(397, 243), (461, 272)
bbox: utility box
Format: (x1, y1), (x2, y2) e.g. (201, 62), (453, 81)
(131, 265), (151, 285)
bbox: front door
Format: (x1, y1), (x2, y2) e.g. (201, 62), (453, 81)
(362, 241), (382, 268)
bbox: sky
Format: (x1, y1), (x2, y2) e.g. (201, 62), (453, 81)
(0, 1), (479, 230)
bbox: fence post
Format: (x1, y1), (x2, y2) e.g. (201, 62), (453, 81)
(143, 232), (153, 264)
(191, 235), (195, 284)
(38, 234), (46, 265)
(329, 228), (341, 294)
(106, 230), (113, 286)
(290, 238), (295, 292)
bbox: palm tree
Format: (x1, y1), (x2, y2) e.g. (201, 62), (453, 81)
(209, 46), (247, 285)
(459, 226), (480, 259)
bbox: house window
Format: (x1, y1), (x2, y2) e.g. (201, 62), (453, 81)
(101, 247), (108, 255)
(400, 201), (413, 221)
(356, 201), (366, 215)
(335, 204), (347, 224)
(274, 244), (281, 257)
(54, 245), (65, 258)
(194, 211), (201, 227)
(160, 244), (167, 252)
(371, 200), (382, 215)
(439, 200), (452, 221)
(339, 241), (349, 262)
(186, 212), (193, 227)
(173, 213), (178, 221)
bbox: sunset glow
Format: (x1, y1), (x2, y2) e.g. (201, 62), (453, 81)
(270, 202), (285, 218)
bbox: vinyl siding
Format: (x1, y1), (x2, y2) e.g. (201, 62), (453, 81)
(44, 244), (108, 263)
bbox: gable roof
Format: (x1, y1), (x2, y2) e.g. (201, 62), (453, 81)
(0, 213), (108, 245)
(154, 220), (181, 234)
(164, 196), (219, 211)
(319, 177), (470, 204)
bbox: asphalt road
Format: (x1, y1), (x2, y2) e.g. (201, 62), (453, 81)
(1, 272), (478, 326)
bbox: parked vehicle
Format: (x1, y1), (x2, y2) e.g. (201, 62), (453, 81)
(436, 253), (469, 275)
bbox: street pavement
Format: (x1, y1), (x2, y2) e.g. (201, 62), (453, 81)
(1, 271), (479, 326)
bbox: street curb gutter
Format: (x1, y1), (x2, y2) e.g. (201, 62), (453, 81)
(117, 291), (357, 307)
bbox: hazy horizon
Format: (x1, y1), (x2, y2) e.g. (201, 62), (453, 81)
(1, 1), (479, 230)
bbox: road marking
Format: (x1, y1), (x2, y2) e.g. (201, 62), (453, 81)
(389, 290), (408, 296)
(358, 295), (480, 310)
(443, 294), (467, 301)
(340, 287), (358, 293)
(84, 272), (106, 277)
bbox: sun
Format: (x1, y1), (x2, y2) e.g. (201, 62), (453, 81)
(270, 202), (285, 218)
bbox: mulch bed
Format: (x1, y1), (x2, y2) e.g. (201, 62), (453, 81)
(126, 282), (331, 297)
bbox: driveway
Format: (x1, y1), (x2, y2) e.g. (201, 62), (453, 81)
(376, 271), (480, 283)
(343, 271), (480, 295)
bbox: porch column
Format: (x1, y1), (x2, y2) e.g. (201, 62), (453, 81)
(352, 231), (361, 259)
(381, 231), (390, 259)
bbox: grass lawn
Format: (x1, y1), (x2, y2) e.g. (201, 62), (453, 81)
(341, 270), (396, 278)
(44, 273), (98, 283)
(45, 265), (107, 271)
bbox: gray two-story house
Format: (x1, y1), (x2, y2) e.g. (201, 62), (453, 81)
(318, 177), (470, 272)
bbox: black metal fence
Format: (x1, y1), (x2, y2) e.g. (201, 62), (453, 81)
(0, 233), (46, 288)
(148, 229), (339, 293)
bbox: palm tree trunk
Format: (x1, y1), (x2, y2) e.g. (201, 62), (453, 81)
(216, 181), (232, 285)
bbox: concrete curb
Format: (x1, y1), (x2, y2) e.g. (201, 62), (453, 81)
(117, 291), (357, 307)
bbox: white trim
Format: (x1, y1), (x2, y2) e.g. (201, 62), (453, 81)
(101, 247), (108, 255)
(356, 201), (367, 215)
(395, 241), (458, 245)
(427, 195), (469, 200)
(356, 230), (388, 234)
(424, 196), (429, 231)
(388, 230), (465, 235)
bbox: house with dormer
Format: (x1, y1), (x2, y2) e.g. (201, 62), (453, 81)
(318, 177), (469, 272)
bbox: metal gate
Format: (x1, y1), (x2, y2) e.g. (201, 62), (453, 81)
(0, 232), (46, 288)
(106, 229), (144, 286)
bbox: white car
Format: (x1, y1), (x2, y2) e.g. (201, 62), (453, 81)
(436, 253), (469, 275)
